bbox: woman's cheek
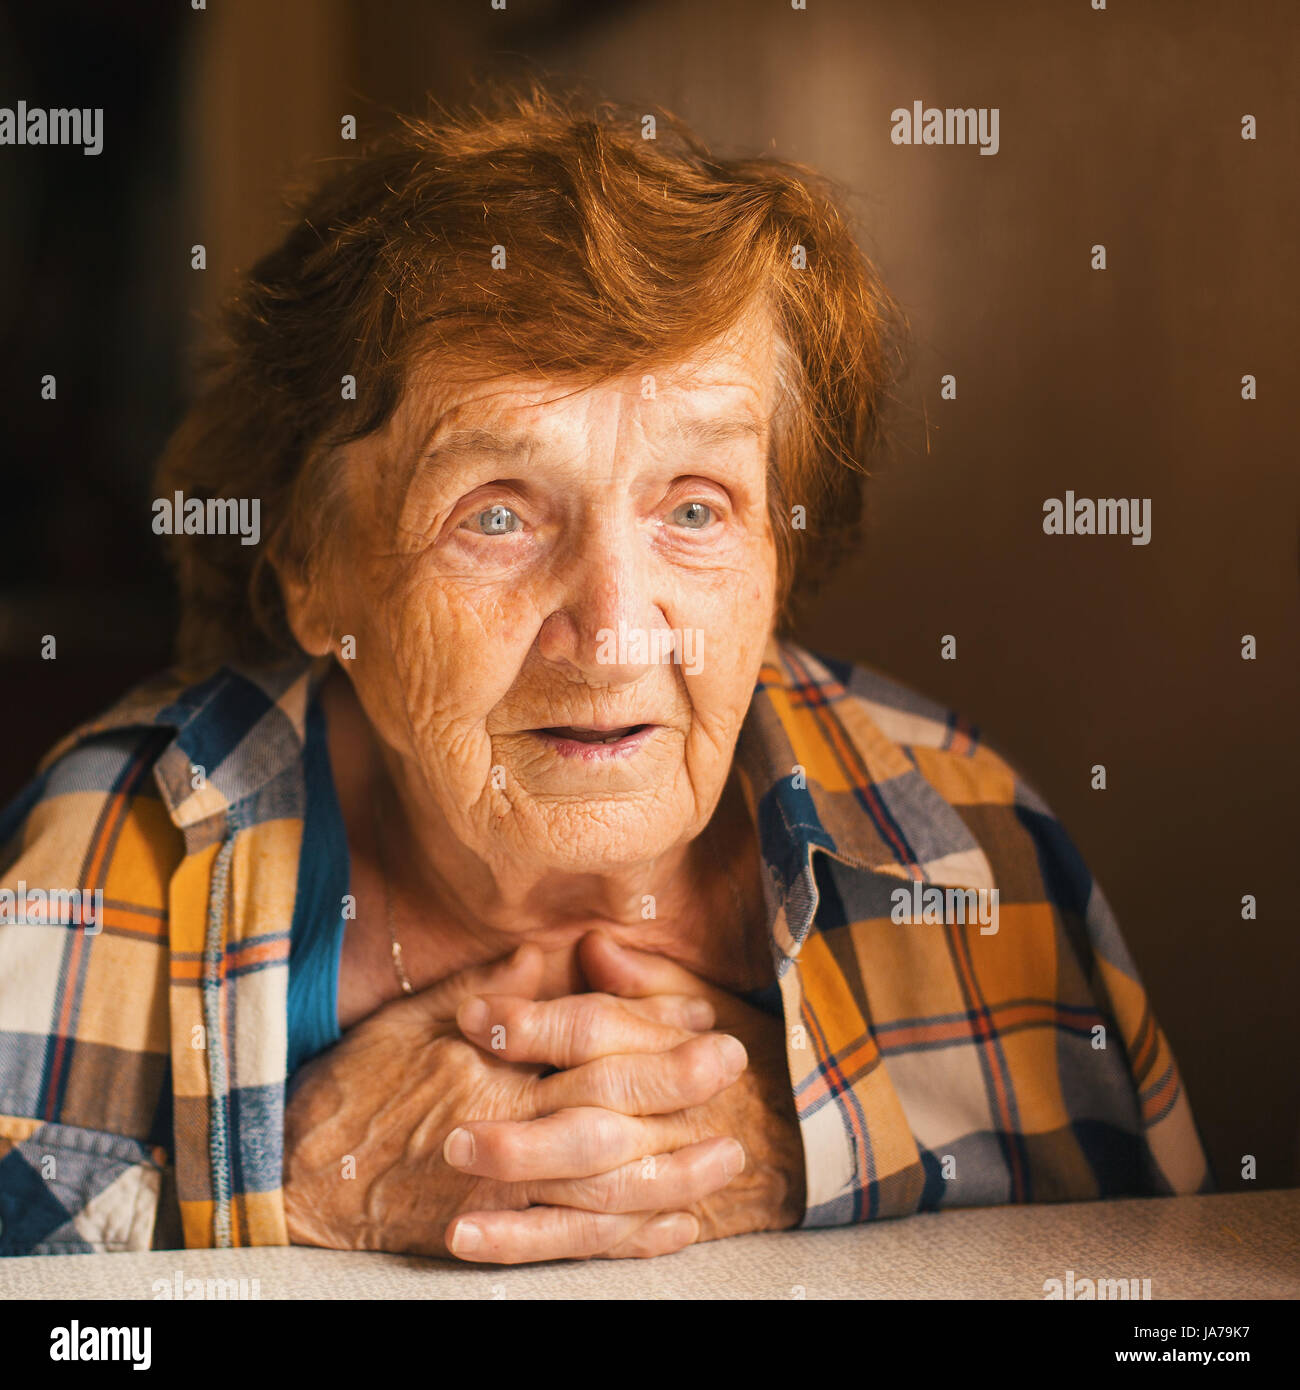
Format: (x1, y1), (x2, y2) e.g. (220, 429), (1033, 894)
(696, 561), (764, 641)
(409, 580), (544, 718)
(437, 581), (542, 657)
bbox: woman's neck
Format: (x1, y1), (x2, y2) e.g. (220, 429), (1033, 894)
(321, 664), (772, 1003)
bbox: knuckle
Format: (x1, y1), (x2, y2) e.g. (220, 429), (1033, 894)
(613, 1164), (648, 1210)
(480, 1128), (525, 1180)
(627, 1213), (693, 1258)
(576, 1107), (624, 1166)
(676, 1040), (723, 1099)
(592, 1055), (638, 1111)
(563, 996), (608, 1057)
(632, 1154), (672, 1204)
(564, 1173), (621, 1214)
(645, 1000), (686, 1032)
(607, 1232), (653, 1260)
(433, 1033), (478, 1068)
(564, 1207), (608, 1254)
(660, 1107), (710, 1151)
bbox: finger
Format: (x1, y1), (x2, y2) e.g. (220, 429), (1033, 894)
(456, 992), (694, 1067)
(577, 932), (767, 1038)
(446, 1206), (699, 1264)
(413, 944), (546, 1022)
(578, 928), (718, 1001)
(444, 1106), (682, 1181)
(533, 1032), (747, 1116)
(525, 1137), (744, 1214)
(601, 1211), (701, 1259)
(620, 994), (716, 1032)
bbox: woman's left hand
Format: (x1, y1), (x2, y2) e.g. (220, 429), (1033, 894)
(447, 928), (806, 1255)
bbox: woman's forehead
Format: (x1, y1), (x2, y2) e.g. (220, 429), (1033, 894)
(396, 324), (780, 456)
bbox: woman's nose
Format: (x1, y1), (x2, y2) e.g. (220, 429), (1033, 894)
(535, 523), (668, 683)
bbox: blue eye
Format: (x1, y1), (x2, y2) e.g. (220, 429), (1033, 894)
(466, 504), (522, 535)
(671, 501), (713, 529)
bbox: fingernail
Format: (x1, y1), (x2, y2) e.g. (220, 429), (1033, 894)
(686, 1000), (714, 1030)
(714, 1034), (747, 1075)
(721, 1140), (746, 1180)
(449, 1221), (482, 1254)
(458, 997), (488, 1033)
(443, 1127), (475, 1167)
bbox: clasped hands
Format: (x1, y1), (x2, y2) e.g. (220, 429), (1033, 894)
(283, 928), (804, 1263)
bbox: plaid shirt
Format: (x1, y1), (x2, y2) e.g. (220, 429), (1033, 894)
(0, 637), (1211, 1254)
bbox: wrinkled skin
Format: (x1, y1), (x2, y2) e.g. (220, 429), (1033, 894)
(280, 311), (780, 930)
(277, 312), (805, 1261)
(283, 936), (805, 1261)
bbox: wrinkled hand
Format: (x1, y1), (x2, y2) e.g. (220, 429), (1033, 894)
(282, 944), (751, 1261)
(446, 929), (805, 1260)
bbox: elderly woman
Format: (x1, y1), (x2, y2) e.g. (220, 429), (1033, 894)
(0, 88), (1210, 1262)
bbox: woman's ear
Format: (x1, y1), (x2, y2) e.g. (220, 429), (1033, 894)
(270, 443), (355, 659)
(272, 543), (336, 659)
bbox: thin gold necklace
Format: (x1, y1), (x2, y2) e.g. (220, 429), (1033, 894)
(371, 778), (760, 1000)
(371, 775), (414, 996)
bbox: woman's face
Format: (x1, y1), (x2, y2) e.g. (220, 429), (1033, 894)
(289, 318), (780, 876)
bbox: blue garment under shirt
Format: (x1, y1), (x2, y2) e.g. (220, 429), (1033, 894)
(285, 690), (782, 1077)
(286, 696), (349, 1075)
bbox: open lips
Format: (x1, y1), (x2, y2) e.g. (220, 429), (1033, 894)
(537, 724), (652, 745)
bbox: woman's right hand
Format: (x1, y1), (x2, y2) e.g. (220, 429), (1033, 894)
(282, 943), (747, 1260)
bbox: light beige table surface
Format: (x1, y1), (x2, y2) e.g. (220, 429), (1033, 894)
(3, 1190), (1295, 1301)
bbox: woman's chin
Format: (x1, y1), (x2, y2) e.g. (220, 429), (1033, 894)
(497, 808), (689, 876)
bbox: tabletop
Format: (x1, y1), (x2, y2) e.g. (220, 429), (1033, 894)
(2, 1189), (1295, 1300)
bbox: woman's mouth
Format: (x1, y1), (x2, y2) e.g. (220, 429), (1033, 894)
(530, 723), (657, 758)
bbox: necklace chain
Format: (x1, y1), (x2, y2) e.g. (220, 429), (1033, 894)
(370, 781), (759, 1001)
(371, 776), (414, 996)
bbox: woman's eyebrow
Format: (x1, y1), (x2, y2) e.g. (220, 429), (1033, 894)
(425, 427), (535, 460)
(674, 415), (765, 447)
(419, 414), (764, 471)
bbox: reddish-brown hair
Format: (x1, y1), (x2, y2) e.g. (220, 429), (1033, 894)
(157, 82), (907, 673)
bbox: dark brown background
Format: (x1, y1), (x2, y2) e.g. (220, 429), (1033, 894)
(1, 0), (1296, 1193)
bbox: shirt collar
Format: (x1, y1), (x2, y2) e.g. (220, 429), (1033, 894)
(735, 635), (996, 908)
(38, 656), (330, 831)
